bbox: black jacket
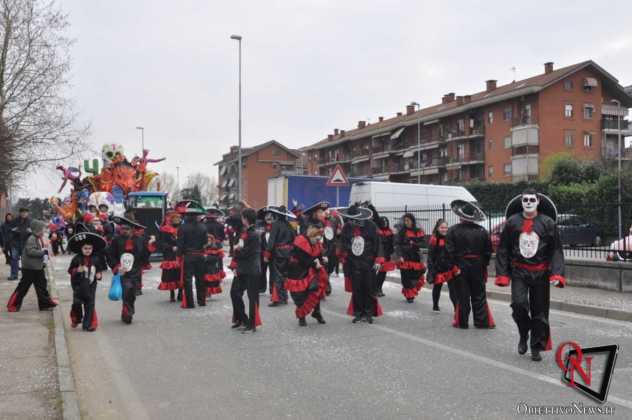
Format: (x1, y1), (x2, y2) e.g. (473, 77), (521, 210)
(427, 234), (452, 281)
(286, 234), (324, 280)
(378, 227), (395, 259)
(177, 221), (207, 255)
(158, 225), (178, 262)
(107, 235), (151, 279)
(265, 220), (295, 260)
(233, 226), (261, 276)
(206, 220), (225, 242)
(68, 254), (108, 280)
(10, 216), (31, 250)
(446, 222), (492, 267)
(341, 219), (381, 271)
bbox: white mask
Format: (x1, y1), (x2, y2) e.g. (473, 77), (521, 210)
(521, 194), (539, 214)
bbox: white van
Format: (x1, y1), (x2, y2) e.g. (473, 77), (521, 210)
(349, 181), (482, 234)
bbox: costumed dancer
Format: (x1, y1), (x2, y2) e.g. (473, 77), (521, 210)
(495, 190), (565, 362)
(6, 220), (58, 312)
(426, 219), (458, 312)
(67, 232), (107, 331)
(107, 216), (155, 324)
(176, 203), (208, 308)
(264, 206), (296, 307)
(340, 204), (383, 324)
(285, 223), (328, 326)
(446, 200), (495, 330)
(258, 208), (274, 297)
(395, 213), (427, 303)
(230, 208), (262, 333)
(157, 210), (183, 302)
(376, 216), (395, 297)
(205, 206), (226, 298)
(323, 207), (343, 293)
(48, 225), (63, 256)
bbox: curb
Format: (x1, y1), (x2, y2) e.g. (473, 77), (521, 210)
(384, 276), (632, 323)
(48, 262), (82, 420)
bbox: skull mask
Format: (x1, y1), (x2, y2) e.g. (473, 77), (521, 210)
(102, 143), (125, 166)
(521, 193), (539, 214)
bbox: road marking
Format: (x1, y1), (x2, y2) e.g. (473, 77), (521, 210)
(322, 308), (632, 410)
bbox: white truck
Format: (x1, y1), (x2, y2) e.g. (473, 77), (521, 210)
(348, 181), (482, 233)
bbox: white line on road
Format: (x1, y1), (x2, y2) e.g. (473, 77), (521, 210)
(322, 308), (632, 410)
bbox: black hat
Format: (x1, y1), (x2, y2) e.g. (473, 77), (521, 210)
(450, 200), (486, 222)
(338, 204), (373, 221)
(68, 232), (107, 254)
(112, 216), (146, 230)
(260, 205), (296, 220)
(175, 200), (205, 215)
(205, 206), (225, 217)
(505, 193), (558, 222)
(304, 201), (330, 216)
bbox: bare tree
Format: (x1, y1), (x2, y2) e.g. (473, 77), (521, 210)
(0, 0), (89, 187)
(152, 172), (180, 200)
(184, 172), (218, 206)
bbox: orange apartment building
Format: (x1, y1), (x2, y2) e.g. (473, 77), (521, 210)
(215, 140), (303, 209)
(302, 60), (632, 184)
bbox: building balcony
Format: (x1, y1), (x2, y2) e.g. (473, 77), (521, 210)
(445, 128), (485, 143)
(602, 119), (632, 135)
(511, 124), (539, 147)
(512, 115), (538, 127)
(601, 104), (629, 117)
(511, 154), (539, 181)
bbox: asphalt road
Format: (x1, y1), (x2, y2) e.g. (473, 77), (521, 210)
(51, 255), (632, 420)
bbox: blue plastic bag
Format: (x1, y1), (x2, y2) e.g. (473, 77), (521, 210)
(108, 274), (122, 301)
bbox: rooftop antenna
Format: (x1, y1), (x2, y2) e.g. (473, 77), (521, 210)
(510, 66), (517, 83)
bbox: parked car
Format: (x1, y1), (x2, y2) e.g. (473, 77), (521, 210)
(490, 213), (602, 251)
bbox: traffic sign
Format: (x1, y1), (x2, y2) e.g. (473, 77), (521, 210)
(326, 164), (349, 187)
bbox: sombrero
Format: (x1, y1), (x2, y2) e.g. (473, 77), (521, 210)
(338, 204), (373, 221)
(175, 200), (205, 215)
(450, 200), (486, 222)
(303, 201), (330, 216)
(68, 232), (107, 254)
(112, 216), (146, 230)
(205, 206), (225, 218)
(505, 193), (558, 222)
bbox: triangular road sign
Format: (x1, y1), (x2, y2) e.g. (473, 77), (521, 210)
(326, 164), (349, 187)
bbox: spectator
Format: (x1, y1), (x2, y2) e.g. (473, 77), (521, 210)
(1, 213), (14, 265)
(8, 208), (32, 280)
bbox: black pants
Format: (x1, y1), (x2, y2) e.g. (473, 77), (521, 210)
(121, 274), (138, 322)
(261, 259), (269, 293)
(71, 278), (97, 330)
(351, 267), (376, 316)
(269, 261), (287, 303)
(510, 269), (551, 351)
(3, 247), (10, 265)
(453, 259), (494, 328)
(432, 282), (457, 308)
(7, 268), (56, 311)
(183, 255), (206, 307)
(231, 274), (260, 327)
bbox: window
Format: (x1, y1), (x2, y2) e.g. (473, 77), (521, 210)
(503, 107), (512, 121)
(488, 139), (493, 150)
(584, 104), (594, 119)
(457, 119), (465, 133)
(564, 79), (573, 91)
(564, 131), (574, 147)
(457, 144), (465, 161)
(504, 136), (512, 149)
(583, 133), (593, 148)
(523, 104), (532, 122)
(488, 111), (494, 125)
(564, 104), (573, 118)
(504, 163), (512, 175)
(488, 166), (494, 176)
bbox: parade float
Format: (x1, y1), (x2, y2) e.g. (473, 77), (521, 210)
(50, 144), (166, 226)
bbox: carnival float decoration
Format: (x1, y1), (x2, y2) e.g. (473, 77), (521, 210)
(49, 144), (165, 222)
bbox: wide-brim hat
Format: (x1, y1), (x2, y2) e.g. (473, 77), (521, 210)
(205, 206), (225, 218)
(112, 216), (146, 230)
(68, 232), (107, 254)
(303, 201), (330, 216)
(505, 193), (558, 222)
(175, 200), (205, 215)
(338, 205), (373, 221)
(451, 200), (486, 222)
(258, 206), (296, 220)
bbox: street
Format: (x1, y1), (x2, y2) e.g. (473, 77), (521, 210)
(51, 255), (632, 420)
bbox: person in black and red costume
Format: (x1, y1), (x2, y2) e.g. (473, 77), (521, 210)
(446, 200), (495, 330)
(426, 219), (458, 312)
(340, 204), (384, 324)
(176, 203), (208, 309)
(375, 216), (395, 297)
(285, 223), (328, 326)
(395, 213), (426, 303)
(263, 206), (296, 306)
(495, 190), (565, 362)
(67, 232), (107, 331)
(157, 210), (182, 302)
(205, 206), (226, 298)
(107, 217), (156, 324)
(230, 208), (262, 333)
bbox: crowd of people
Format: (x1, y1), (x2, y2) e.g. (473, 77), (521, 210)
(2, 188), (566, 361)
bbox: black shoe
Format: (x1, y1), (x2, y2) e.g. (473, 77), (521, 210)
(366, 315), (373, 324)
(531, 349), (542, 362)
(268, 302), (280, 307)
(352, 314), (362, 324)
(122, 315), (132, 324)
(241, 324), (256, 333)
(231, 321), (243, 329)
(406, 298), (414, 303)
(518, 336), (528, 355)
(135, 289), (142, 296)
(377, 291), (385, 297)
(433, 305), (440, 312)
(170, 296), (176, 303)
(311, 313), (326, 324)
(198, 301), (206, 307)
(298, 317), (307, 327)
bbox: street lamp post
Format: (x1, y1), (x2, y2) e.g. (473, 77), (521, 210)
(612, 99), (623, 240)
(411, 102), (421, 184)
(136, 126), (145, 155)
(230, 34), (243, 203)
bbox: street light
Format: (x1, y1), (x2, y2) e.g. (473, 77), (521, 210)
(135, 126), (145, 155)
(411, 102), (421, 183)
(230, 34), (243, 203)
(611, 99), (623, 240)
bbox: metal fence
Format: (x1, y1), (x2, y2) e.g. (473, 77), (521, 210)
(378, 202), (632, 263)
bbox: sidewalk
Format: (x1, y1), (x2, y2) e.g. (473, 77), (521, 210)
(386, 273), (632, 322)
(0, 261), (62, 420)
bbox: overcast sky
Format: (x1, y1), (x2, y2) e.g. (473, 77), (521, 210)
(21, 0), (632, 198)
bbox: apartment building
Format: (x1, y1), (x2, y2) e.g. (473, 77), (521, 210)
(215, 140), (303, 209)
(302, 60), (632, 184)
